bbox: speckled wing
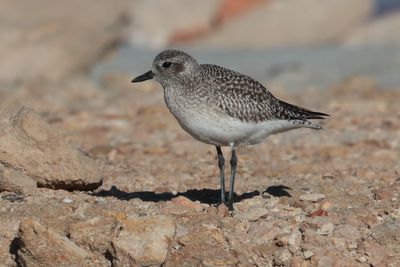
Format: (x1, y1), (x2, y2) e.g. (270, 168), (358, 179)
(200, 64), (328, 123)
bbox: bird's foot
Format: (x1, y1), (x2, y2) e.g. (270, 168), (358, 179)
(225, 200), (234, 211)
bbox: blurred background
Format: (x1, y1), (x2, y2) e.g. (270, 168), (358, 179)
(1, 0), (400, 91)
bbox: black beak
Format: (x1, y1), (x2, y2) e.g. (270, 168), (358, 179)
(131, 71), (154, 83)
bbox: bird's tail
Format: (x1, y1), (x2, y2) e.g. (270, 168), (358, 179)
(278, 99), (329, 120)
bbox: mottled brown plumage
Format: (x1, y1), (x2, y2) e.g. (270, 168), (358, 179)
(201, 64), (328, 123)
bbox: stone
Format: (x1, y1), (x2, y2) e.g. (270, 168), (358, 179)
(316, 222), (334, 236)
(259, 226), (282, 243)
(303, 250), (314, 259)
(0, 217), (20, 267)
(287, 229), (302, 253)
(0, 107), (102, 191)
(111, 215), (175, 266)
(217, 203), (230, 218)
(373, 188), (394, 201)
(290, 256), (307, 267)
(314, 250), (363, 267)
(17, 218), (98, 267)
(300, 194), (326, 202)
(274, 248), (292, 266)
(362, 240), (389, 267)
(237, 206), (269, 222)
(302, 229), (329, 252)
(0, 163), (37, 194)
(275, 232), (290, 247)
(69, 216), (120, 254)
(164, 195), (203, 215)
(333, 225), (361, 249)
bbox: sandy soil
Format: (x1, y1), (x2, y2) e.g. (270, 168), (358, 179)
(0, 1), (399, 266)
(1, 73), (399, 266)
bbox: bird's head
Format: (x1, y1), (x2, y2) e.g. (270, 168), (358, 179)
(132, 49), (199, 87)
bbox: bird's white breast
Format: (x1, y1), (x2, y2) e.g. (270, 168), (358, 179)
(169, 104), (299, 146)
(163, 85), (303, 146)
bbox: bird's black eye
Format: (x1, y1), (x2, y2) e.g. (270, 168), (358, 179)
(162, 62), (172, 68)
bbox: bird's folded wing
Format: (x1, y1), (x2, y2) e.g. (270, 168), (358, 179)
(202, 64), (329, 123)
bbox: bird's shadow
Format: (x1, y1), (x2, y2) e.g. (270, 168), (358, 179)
(94, 184), (291, 205)
(264, 185), (292, 197)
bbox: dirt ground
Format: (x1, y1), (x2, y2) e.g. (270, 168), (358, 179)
(1, 72), (399, 266)
(1, 1), (400, 266)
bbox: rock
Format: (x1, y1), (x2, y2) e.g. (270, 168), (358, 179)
(373, 188), (394, 201)
(274, 228), (301, 253)
(217, 203), (230, 218)
(333, 225), (361, 249)
(303, 250), (314, 259)
(314, 250), (363, 267)
(0, 163), (37, 194)
(304, 216), (331, 230)
(309, 209), (328, 217)
(274, 248), (291, 266)
(300, 193), (326, 202)
(174, 223), (238, 266)
(164, 195), (203, 215)
(316, 222), (334, 236)
(234, 195), (265, 211)
(275, 232), (290, 246)
(17, 218), (98, 267)
(370, 220), (400, 255)
(287, 229), (302, 253)
(302, 229), (329, 252)
(0, 192), (24, 202)
(259, 226), (282, 243)
(111, 215), (175, 266)
(362, 241), (389, 267)
(69, 216), (120, 254)
(290, 256), (306, 267)
(236, 206), (269, 222)
(0, 217), (20, 267)
(0, 107), (102, 191)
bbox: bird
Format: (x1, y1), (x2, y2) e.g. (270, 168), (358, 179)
(132, 49), (328, 210)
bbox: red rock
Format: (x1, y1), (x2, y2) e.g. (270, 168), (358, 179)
(309, 209), (328, 217)
(164, 196), (203, 215)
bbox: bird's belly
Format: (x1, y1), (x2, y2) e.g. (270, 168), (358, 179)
(172, 110), (296, 146)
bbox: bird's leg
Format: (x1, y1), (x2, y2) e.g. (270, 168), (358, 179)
(227, 144), (237, 210)
(216, 146), (225, 204)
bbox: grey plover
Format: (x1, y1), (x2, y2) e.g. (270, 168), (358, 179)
(132, 49), (328, 209)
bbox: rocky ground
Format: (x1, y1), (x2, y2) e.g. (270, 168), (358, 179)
(1, 73), (399, 266)
(1, 1), (400, 266)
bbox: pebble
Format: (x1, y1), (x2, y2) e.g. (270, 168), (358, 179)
(316, 222), (334, 236)
(236, 206), (268, 222)
(62, 198), (73, 203)
(274, 248), (291, 265)
(299, 193), (326, 202)
(303, 250), (314, 259)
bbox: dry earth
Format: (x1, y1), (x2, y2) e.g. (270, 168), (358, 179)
(1, 1), (400, 266)
(1, 74), (399, 266)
